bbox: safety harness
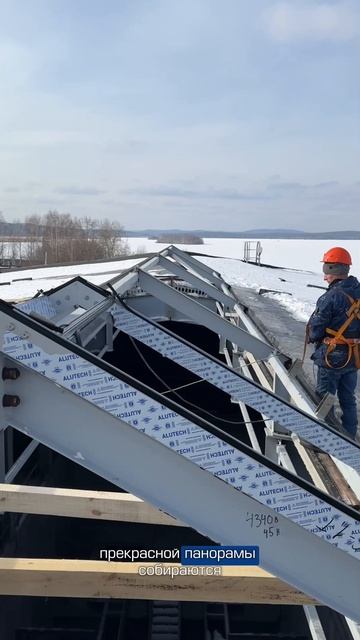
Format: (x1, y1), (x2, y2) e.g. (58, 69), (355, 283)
(323, 293), (360, 369)
(303, 291), (360, 369)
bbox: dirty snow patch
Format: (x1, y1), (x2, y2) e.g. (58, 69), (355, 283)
(263, 292), (314, 322)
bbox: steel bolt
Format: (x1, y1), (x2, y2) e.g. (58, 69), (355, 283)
(2, 395), (21, 407)
(2, 367), (20, 380)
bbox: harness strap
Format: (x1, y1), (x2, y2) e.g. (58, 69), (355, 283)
(302, 322), (311, 364)
(355, 344), (360, 369)
(324, 294), (360, 369)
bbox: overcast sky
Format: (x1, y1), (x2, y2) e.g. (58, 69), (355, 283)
(0, 0), (359, 231)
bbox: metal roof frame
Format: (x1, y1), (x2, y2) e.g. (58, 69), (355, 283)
(0, 245), (360, 622)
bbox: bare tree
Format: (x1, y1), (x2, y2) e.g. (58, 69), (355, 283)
(19, 211), (129, 265)
(24, 214), (43, 263)
(41, 211), (86, 263)
(0, 212), (5, 264)
(97, 219), (129, 259)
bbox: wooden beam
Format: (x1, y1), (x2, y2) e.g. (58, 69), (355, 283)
(0, 558), (317, 604)
(0, 483), (184, 527)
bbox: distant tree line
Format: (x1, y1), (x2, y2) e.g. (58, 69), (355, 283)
(156, 233), (203, 244)
(0, 211), (129, 265)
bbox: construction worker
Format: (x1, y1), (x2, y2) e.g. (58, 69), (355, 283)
(307, 247), (360, 439)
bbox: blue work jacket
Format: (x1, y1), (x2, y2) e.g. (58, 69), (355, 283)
(308, 276), (360, 368)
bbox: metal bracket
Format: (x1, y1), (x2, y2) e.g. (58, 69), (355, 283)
(315, 392), (336, 420)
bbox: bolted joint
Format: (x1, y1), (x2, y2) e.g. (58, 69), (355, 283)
(2, 367), (20, 381)
(2, 395), (21, 408)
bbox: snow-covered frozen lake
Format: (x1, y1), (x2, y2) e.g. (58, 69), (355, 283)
(0, 237), (359, 325)
(127, 237), (360, 273)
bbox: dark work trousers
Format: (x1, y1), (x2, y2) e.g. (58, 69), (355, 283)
(316, 366), (358, 438)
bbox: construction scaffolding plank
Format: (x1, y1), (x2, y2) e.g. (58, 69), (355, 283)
(0, 559), (317, 603)
(0, 483), (183, 526)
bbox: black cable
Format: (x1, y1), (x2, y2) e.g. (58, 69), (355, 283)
(107, 282), (124, 305)
(129, 335), (267, 428)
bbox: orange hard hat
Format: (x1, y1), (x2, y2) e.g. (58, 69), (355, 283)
(321, 247), (352, 265)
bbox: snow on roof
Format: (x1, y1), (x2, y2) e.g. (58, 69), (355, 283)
(0, 257), (145, 302)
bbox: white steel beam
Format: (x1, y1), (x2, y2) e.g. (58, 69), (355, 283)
(105, 270), (140, 296)
(1, 359), (360, 619)
(110, 301), (360, 476)
(346, 618), (360, 640)
(164, 245), (223, 284)
(137, 270), (274, 360)
(303, 606), (327, 640)
(5, 440), (39, 483)
(156, 255), (236, 308)
(163, 246), (224, 286)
